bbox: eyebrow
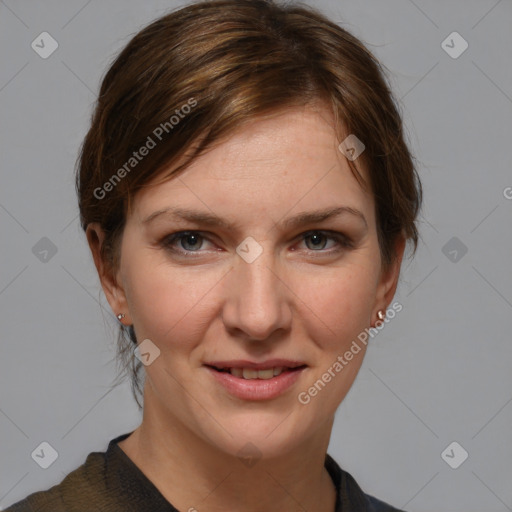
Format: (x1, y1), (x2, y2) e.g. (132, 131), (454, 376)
(141, 205), (367, 230)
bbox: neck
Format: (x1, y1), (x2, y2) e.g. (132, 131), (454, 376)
(118, 387), (337, 512)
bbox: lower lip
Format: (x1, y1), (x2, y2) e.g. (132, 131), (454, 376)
(205, 366), (306, 401)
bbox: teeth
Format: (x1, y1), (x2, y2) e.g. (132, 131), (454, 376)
(230, 367), (244, 378)
(242, 368), (259, 379)
(255, 368), (274, 380)
(227, 367), (287, 379)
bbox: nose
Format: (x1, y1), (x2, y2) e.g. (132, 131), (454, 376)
(221, 247), (292, 342)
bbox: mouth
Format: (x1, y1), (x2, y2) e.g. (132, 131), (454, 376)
(203, 359), (308, 400)
(205, 364), (308, 380)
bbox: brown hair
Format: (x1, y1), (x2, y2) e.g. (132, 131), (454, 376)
(76, 0), (422, 407)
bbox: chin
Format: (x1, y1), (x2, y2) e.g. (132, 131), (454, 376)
(195, 407), (314, 460)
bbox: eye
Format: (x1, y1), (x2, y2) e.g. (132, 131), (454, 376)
(161, 231), (214, 256)
(160, 229), (353, 258)
(298, 230), (353, 254)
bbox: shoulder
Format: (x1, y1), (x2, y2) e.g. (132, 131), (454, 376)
(325, 453), (406, 512)
(2, 431), (140, 512)
(3, 451), (108, 512)
(3, 432), (175, 512)
(364, 492), (407, 512)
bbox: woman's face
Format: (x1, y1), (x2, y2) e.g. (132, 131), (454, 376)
(91, 105), (402, 458)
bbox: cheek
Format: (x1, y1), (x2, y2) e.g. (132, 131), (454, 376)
(294, 264), (378, 349)
(293, 266), (379, 412)
(121, 250), (223, 346)
(120, 232), (380, 355)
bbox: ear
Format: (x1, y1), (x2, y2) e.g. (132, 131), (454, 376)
(86, 223), (130, 324)
(372, 235), (406, 326)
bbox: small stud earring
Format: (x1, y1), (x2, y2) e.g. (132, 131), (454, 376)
(377, 310), (385, 321)
(117, 313), (125, 321)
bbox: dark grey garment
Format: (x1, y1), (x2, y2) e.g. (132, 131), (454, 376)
(5, 432), (406, 511)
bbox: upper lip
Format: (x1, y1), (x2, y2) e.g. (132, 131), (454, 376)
(204, 359), (307, 370)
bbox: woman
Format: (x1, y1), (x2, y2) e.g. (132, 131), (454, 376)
(5, 0), (421, 510)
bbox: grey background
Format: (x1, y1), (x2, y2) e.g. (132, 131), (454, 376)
(1, 0), (511, 510)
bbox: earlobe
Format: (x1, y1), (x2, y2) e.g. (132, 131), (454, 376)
(86, 223), (129, 322)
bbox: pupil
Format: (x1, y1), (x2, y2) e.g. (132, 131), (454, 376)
(184, 234), (200, 250)
(309, 233), (325, 249)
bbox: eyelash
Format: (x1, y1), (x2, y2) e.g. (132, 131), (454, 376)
(160, 230), (353, 258)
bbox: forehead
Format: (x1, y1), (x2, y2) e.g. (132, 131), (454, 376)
(131, 106), (374, 228)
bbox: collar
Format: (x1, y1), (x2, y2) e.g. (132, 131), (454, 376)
(106, 432), (372, 511)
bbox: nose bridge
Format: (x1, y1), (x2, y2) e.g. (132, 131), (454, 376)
(225, 241), (290, 340)
(240, 246), (278, 299)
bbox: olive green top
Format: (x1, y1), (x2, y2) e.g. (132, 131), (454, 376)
(5, 432), (405, 511)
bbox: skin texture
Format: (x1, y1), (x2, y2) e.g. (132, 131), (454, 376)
(87, 105), (405, 512)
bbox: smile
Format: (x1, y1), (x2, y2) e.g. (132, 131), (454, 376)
(204, 363), (308, 400)
(210, 365), (306, 379)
